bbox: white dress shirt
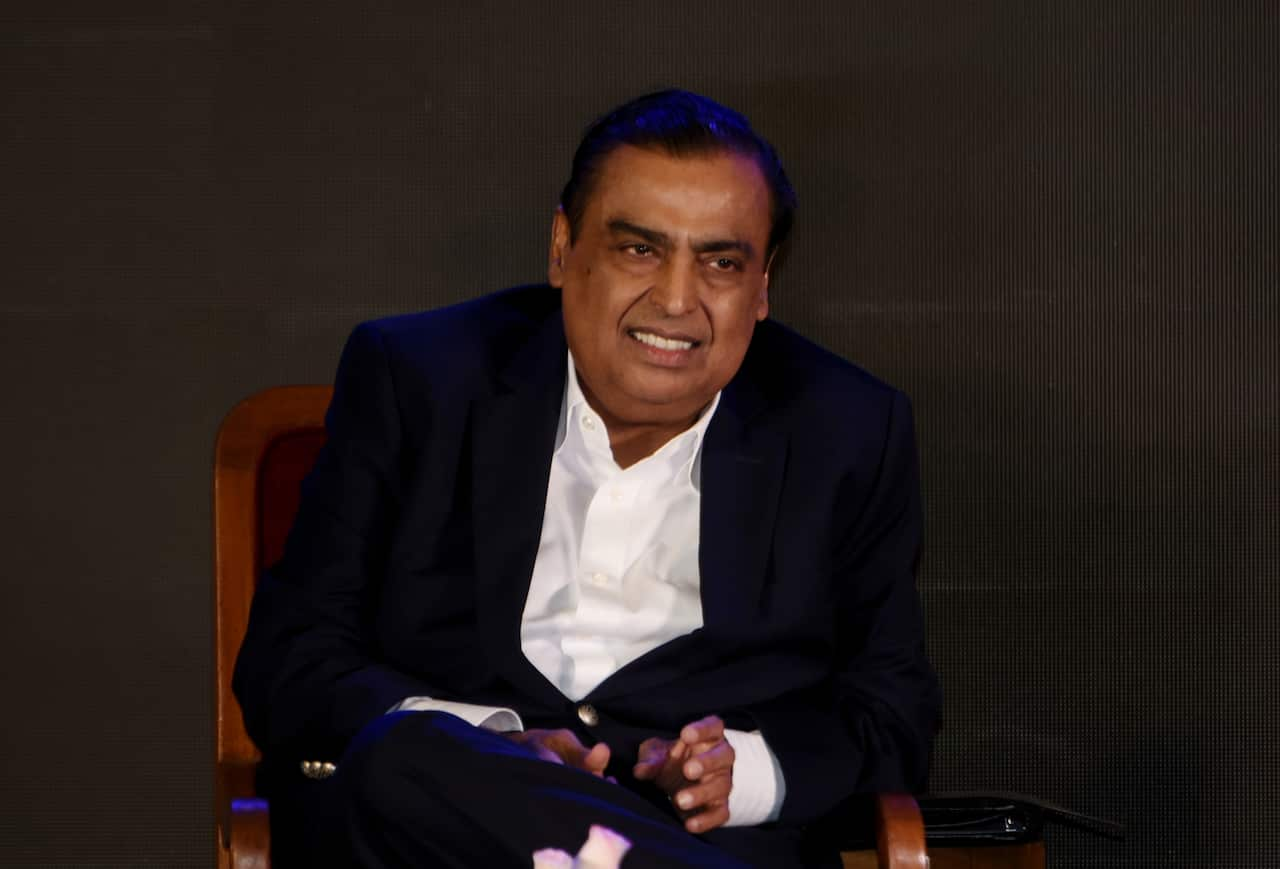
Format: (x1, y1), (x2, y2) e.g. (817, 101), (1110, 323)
(394, 355), (786, 825)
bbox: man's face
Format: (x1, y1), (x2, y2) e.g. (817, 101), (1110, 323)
(549, 145), (773, 429)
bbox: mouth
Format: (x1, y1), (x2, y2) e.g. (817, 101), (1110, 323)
(627, 328), (701, 352)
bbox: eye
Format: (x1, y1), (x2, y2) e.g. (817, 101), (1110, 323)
(624, 243), (655, 257)
(709, 256), (742, 272)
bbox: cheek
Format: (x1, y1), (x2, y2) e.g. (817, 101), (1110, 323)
(567, 284), (625, 345)
(710, 299), (761, 343)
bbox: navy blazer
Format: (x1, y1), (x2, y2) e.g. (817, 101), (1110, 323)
(234, 284), (940, 825)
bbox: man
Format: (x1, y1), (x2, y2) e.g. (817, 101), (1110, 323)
(234, 89), (940, 867)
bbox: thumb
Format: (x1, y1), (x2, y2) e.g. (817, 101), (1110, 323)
(632, 739), (666, 779)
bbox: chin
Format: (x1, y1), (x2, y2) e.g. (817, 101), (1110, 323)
(627, 390), (711, 422)
(618, 375), (693, 405)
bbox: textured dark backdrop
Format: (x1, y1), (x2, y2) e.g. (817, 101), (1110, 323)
(1, 2), (1275, 866)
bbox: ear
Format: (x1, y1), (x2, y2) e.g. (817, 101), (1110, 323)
(548, 208), (571, 287)
(756, 255), (773, 321)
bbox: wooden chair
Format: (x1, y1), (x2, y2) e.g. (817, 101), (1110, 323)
(215, 385), (331, 869)
(215, 385), (1028, 869)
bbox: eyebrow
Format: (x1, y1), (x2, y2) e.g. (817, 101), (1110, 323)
(608, 219), (670, 247)
(606, 218), (757, 260)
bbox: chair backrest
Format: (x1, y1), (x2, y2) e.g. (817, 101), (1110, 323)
(213, 385), (333, 767)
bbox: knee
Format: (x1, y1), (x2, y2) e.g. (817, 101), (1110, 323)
(338, 710), (459, 814)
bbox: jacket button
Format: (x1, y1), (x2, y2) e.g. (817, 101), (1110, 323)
(300, 760), (337, 779)
(577, 703), (599, 727)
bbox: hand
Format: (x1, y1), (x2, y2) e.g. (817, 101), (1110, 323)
(632, 715), (734, 834)
(504, 728), (612, 778)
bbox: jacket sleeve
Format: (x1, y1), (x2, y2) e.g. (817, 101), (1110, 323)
(232, 322), (439, 758)
(741, 390), (941, 824)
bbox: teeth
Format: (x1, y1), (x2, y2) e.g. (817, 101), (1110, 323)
(631, 330), (694, 351)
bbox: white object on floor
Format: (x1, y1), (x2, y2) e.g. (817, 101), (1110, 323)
(533, 824), (633, 868)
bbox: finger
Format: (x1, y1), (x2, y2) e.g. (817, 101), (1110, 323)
(506, 731), (567, 766)
(632, 758), (660, 780)
(545, 728), (590, 766)
(534, 745), (566, 765)
(673, 772), (732, 814)
(583, 742), (611, 776)
(680, 715), (725, 746)
(684, 739), (720, 757)
(683, 739), (734, 780)
(685, 730), (731, 758)
(637, 737), (666, 760)
(684, 803), (731, 835)
(633, 739), (666, 779)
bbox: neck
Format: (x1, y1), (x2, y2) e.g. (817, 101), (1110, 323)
(606, 419), (697, 469)
(577, 380), (702, 470)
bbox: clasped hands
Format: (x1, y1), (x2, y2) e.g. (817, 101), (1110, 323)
(504, 715), (734, 833)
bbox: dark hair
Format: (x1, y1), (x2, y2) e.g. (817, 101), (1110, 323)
(559, 89), (797, 256)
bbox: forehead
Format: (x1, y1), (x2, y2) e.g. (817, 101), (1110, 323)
(586, 146), (772, 244)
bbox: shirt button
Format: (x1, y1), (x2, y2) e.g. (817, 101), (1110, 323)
(581, 415), (596, 431)
(589, 572), (609, 587)
(577, 703), (599, 727)
(610, 489), (623, 502)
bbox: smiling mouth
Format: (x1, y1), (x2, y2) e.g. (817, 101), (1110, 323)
(628, 329), (700, 352)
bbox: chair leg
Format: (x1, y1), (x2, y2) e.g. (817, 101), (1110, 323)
(217, 761), (271, 868)
(228, 798), (271, 869)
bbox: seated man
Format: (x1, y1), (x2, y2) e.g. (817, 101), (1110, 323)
(234, 89), (941, 868)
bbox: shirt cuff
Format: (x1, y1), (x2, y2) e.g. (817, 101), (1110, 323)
(722, 728), (786, 827)
(388, 696), (524, 733)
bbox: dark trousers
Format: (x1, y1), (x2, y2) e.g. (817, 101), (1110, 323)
(266, 711), (840, 868)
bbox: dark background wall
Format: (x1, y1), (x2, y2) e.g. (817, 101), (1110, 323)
(1, 2), (1275, 866)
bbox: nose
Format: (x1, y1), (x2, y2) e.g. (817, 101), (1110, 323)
(649, 260), (698, 316)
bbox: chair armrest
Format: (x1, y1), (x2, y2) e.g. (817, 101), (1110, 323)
(216, 761), (270, 869)
(875, 793), (927, 869)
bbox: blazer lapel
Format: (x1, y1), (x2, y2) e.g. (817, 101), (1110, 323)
(697, 375), (787, 636)
(470, 314), (569, 708)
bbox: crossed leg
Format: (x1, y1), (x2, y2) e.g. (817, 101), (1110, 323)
(336, 710), (811, 868)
